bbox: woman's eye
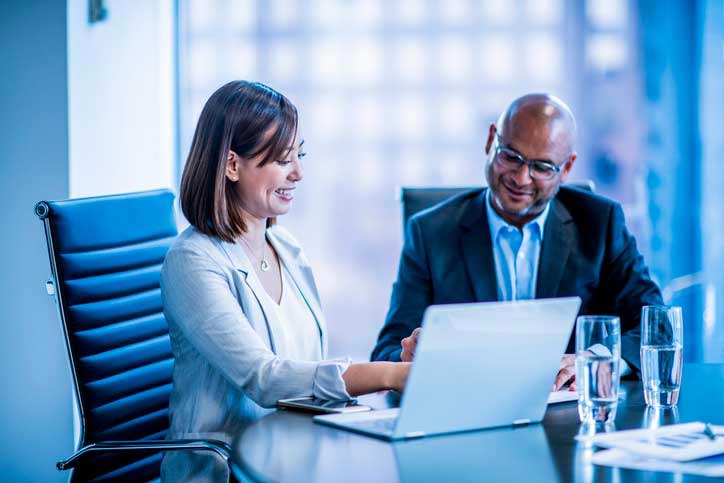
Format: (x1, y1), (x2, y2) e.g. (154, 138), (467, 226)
(298, 151), (307, 159)
(276, 159), (291, 166)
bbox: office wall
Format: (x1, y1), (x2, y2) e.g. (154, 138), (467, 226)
(0, 2), (72, 481)
(68, 0), (176, 197)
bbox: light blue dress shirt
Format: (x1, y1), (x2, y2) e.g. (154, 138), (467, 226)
(485, 190), (550, 301)
(485, 191), (631, 376)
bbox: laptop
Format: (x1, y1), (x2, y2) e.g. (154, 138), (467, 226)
(314, 297), (582, 440)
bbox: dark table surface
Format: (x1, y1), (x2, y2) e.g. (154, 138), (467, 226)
(232, 364), (724, 483)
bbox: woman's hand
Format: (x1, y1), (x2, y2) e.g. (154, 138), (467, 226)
(389, 362), (411, 393)
(342, 361), (412, 396)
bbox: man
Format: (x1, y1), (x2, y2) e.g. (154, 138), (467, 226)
(371, 94), (662, 389)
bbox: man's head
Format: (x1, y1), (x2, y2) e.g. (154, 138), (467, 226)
(484, 93), (577, 228)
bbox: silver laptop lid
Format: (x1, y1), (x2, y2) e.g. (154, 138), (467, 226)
(394, 297), (581, 438)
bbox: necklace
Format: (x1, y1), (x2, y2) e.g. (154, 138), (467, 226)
(240, 235), (271, 272)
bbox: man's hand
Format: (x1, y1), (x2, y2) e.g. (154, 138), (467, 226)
(552, 354), (577, 392)
(400, 328), (422, 362)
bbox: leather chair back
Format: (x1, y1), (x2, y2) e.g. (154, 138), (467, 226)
(35, 189), (177, 482)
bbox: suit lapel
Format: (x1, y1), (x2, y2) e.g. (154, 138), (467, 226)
(460, 189), (498, 301)
(536, 198), (574, 298)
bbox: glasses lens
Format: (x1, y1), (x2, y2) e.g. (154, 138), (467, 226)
(530, 161), (557, 180)
(496, 149), (523, 170)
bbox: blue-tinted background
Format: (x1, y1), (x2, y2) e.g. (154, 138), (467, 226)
(177, 0), (723, 362)
(2, 1), (722, 481)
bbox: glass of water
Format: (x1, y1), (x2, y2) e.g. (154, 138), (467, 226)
(641, 305), (683, 407)
(575, 316), (621, 426)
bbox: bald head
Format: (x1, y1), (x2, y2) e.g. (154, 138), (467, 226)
(497, 94), (577, 154)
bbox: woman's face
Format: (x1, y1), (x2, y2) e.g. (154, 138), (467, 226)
(227, 129), (305, 220)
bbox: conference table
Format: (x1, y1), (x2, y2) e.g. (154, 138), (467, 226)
(231, 364), (724, 483)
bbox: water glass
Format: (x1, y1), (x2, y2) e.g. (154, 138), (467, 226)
(575, 316), (621, 426)
(641, 305), (683, 407)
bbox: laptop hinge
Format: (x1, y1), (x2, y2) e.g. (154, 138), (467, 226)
(512, 419), (531, 427)
(404, 431), (426, 439)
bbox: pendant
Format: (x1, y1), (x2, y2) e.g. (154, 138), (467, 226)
(260, 259), (270, 272)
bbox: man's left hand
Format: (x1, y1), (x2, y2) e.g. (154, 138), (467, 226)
(552, 354), (577, 392)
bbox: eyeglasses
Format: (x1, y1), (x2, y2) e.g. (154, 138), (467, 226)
(492, 131), (566, 181)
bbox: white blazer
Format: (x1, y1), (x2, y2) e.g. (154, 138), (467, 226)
(160, 225), (348, 482)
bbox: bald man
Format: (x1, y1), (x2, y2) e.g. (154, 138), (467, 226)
(371, 94), (663, 388)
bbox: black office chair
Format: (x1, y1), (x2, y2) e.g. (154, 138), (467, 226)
(399, 181), (595, 229)
(35, 189), (231, 483)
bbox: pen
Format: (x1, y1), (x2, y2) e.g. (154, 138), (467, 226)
(703, 423), (717, 441)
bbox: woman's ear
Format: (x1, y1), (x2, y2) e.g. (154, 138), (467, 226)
(226, 150), (240, 182)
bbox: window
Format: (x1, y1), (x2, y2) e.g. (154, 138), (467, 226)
(178, 0), (639, 359)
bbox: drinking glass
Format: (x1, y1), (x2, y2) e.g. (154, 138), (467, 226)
(576, 316), (621, 426)
(641, 305), (683, 407)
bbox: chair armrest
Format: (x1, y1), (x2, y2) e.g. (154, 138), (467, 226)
(56, 438), (232, 471)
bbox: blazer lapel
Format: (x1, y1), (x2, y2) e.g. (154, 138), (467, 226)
(217, 238), (281, 353)
(267, 230), (328, 356)
(460, 189), (498, 301)
(536, 198), (574, 298)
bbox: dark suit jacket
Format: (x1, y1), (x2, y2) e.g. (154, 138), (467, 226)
(371, 186), (663, 373)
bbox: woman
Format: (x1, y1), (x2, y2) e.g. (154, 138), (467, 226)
(160, 80), (410, 482)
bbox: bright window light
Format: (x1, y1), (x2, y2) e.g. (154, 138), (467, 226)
(310, 38), (345, 84)
(587, 34), (628, 71)
(440, 0), (473, 26)
(523, 34), (562, 83)
(355, 97), (384, 140)
(350, 37), (384, 85)
(586, 0), (628, 29)
(226, 0), (256, 33)
(482, 0), (515, 25)
(269, 0), (298, 29)
(399, 148), (429, 185)
(440, 96), (476, 140)
(311, 0), (342, 29)
(351, 0), (383, 29)
(395, 38), (428, 84)
(188, 40), (218, 87)
(480, 34), (515, 82)
(356, 151), (384, 190)
(438, 153), (467, 184)
(396, 96), (428, 140)
(269, 40), (299, 82)
(308, 96), (344, 137)
(188, 0), (214, 33)
(523, 0), (562, 25)
(226, 42), (257, 80)
(438, 37), (472, 83)
(396, 0), (428, 26)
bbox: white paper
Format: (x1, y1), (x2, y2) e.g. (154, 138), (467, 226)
(547, 390), (578, 404)
(592, 448), (724, 478)
(591, 422), (724, 462)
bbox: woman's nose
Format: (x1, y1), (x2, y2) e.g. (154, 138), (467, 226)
(289, 159), (303, 181)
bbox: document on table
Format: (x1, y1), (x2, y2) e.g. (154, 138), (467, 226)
(547, 390), (578, 404)
(592, 449), (724, 478)
(589, 422), (724, 478)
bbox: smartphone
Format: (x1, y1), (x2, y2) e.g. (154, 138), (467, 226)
(276, 397), (372, 414)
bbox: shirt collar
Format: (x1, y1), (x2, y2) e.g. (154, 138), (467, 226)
(485, 189), (551, 240)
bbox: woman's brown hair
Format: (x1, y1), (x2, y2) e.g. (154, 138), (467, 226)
(180, 80), (298, 242)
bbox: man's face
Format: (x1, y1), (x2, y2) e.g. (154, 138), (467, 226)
(484, 120), (575, 224)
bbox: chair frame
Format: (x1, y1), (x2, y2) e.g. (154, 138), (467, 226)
(35, 197), (233, 479)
